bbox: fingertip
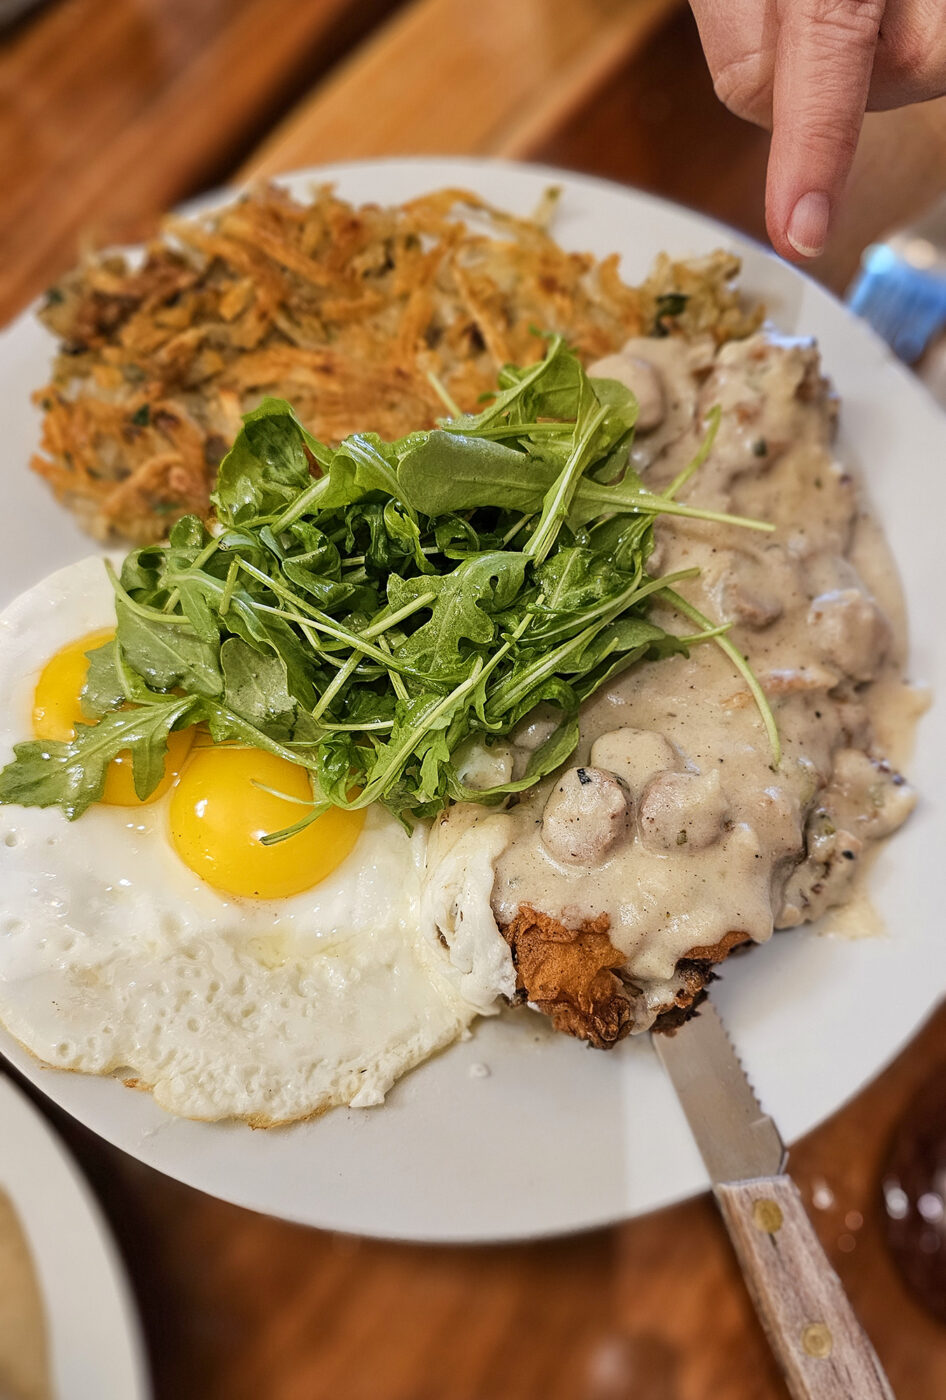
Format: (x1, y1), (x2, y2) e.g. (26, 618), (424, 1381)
(765, 167), (831, 262)
(785, 190), (831, 260)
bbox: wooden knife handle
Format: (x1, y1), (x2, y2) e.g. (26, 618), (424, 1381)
(714, 1176), (895, 1400)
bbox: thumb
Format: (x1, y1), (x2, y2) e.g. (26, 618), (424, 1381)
(766, 0), (885, 261)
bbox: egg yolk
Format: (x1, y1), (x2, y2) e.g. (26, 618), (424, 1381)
(168, 747), (365, 899)
(32, 629), (193, 806)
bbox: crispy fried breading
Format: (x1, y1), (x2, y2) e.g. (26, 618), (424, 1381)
(502, 907), (752, 1043)
(32, 182), (760, 543)
(503, 906), (635, 1049)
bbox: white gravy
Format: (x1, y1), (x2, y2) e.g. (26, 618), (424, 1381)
(482, 331), (918, 1028)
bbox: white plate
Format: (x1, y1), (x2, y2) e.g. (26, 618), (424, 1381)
(0, 1073), (149, 1399)
(0, 157), (942, 1242)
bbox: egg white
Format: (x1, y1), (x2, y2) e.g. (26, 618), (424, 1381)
(0, 557), (515, 1124)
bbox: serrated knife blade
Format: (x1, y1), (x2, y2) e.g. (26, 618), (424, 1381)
(653, 998), (895, 1400)
(652, 997), (785, 1183)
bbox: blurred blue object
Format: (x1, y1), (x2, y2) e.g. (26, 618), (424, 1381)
(847, 200), (946, 366)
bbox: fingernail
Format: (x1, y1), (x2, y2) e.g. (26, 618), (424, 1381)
(786, 191), (830, 258)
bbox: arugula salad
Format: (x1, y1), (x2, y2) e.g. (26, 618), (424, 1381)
(0, 337), (778, 839)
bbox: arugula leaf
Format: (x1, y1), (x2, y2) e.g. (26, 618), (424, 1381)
(114, 595), (223, 697)
(213, 398), (324, 523)
(80, 640), (125, 718)
(280, 561), (358, 611)
(390, 553), (528, 681)
(0, 697), (198, 818)
(0, 334), (780, 833)
(322, 434), (414, 513)
(524, 401), (608, 563)
(397, 432), (538, 515)
(398, 423), (769, 536)
(534, 548), (627, 615)
(220, 637), (296, 737)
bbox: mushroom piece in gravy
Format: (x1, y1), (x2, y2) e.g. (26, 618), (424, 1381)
(540, 767), (632, 867)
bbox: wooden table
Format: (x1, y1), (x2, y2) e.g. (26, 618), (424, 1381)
(2, 2), (946, 1396)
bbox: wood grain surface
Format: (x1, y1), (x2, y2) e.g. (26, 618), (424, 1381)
(243, 0), (679, 178)
(1, 2), (945, 1397)
(0, 0), (407, 321)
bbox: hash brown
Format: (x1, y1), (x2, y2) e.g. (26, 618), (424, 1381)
(33, 181), (760, 542)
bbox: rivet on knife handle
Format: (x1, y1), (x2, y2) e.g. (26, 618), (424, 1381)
(715, 1175), (895, 1400)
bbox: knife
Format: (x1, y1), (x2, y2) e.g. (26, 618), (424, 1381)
(653, 999), (895, 1400)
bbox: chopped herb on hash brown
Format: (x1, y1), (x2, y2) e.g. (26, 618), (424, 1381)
(33, 182), (761, 542)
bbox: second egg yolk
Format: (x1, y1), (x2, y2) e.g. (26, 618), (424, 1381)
(32, 629), (193, 806)
(168, 747), (365, 899)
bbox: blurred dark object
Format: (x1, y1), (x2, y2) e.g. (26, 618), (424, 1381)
(0, 0), (47, 29)
(883, 1063), (946, 1325)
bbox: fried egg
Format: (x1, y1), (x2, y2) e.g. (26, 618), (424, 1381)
(0, 557), (514, 1124)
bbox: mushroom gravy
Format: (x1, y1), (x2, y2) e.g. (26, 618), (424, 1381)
(459, 330), (918, 1032)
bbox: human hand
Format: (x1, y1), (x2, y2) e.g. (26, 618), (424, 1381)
(689, 0), (946, 261)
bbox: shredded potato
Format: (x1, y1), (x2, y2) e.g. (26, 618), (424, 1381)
(33, 182), (761, 543)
